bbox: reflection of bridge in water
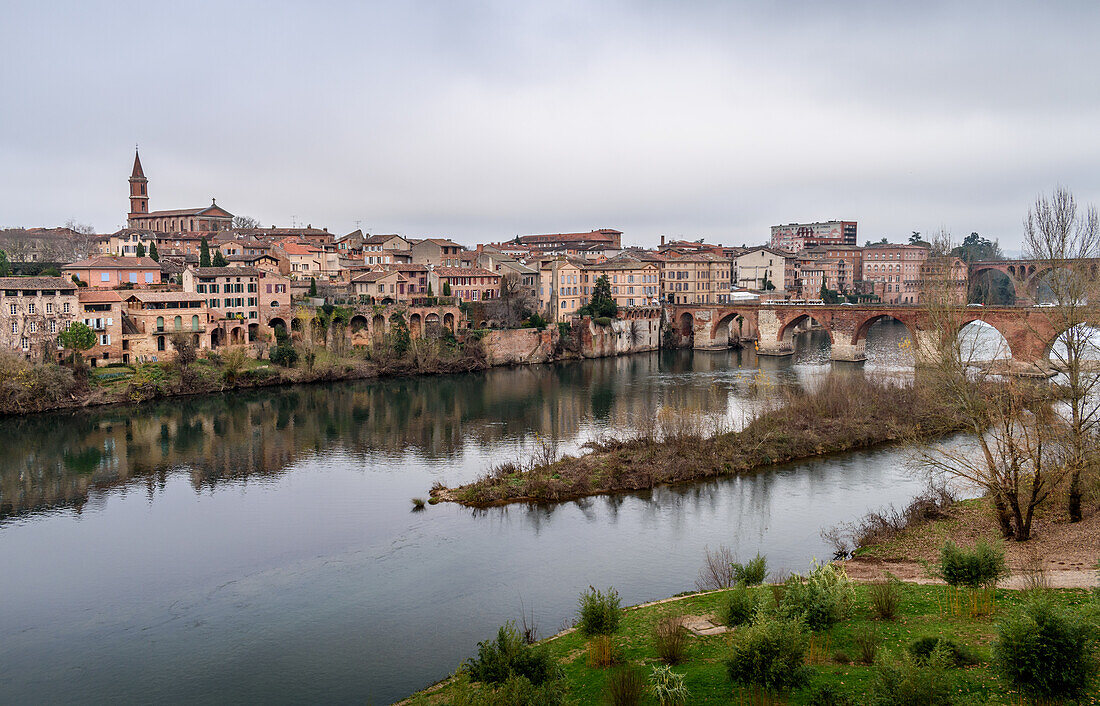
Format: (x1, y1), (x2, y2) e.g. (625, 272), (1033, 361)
(669, 302), (1089, 372)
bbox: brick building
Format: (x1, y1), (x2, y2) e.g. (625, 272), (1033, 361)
(125, 151), (234, 232)
(63, 256), (163, 288)
(771, 220), (857, 252)
(77, 290), (124, 366)
(861, 243), (929, 304)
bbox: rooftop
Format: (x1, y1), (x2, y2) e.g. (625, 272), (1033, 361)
(0, 276), (77, 291)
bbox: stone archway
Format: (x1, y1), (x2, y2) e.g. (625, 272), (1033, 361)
(710, 310), (757, 348)
(848, 313), (919, 363)
(443, 312), (455, 333)
(409, 313), (422, 339)
(372, 314), (386, 346)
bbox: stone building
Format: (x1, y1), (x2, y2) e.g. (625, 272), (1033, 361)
(77, 290), (124, 365)
(0, 277), (79, 360)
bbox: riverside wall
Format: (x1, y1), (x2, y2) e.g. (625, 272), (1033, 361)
(484, 309), (662, 365)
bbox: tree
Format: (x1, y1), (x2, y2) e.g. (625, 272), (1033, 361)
(484, 272), (534, 328)
(199, 237), (211, 267)
(148, 242), (159, 262)
(212, 249), (228, 267)
(760, 274), (775, 291)
(579, 274), (617, 318)
(0, 248), (8, 277)
(58, 322), (96, 370)
(442, 280), (451, 297)
(136, 242), (146, 258)
(1022, 188), (1100, 522)
(169, 331), (197, 366)
(309, 277), (317, 296)
(952, 232), (1003, 263)
(909, 231), (922, 244)
(914, 230), (1071, 540)
(232, 215), (261, 229)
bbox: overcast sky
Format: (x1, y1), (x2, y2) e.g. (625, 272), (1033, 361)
(2, 1), (1098, 249)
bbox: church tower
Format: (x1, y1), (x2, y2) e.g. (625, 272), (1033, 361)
(128, 149), (149, 226)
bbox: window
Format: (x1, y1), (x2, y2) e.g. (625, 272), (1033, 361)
(129, 273), (138, 283)
(100, 334), (110, 345)
(63, 302), (70, 313)
(21, 337), (29, 350)
(7, 304), (14, 315)
(10, 322), (16, 334)
(49, 321), (57, 334)
(156, 316), (164, 332)
(27, 303), (35, 315)
(46, 302), (54, 314)
(100, 272), (110, 282)
(174, 316), (183, 331)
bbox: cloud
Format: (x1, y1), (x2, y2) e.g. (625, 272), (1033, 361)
(1, 0), (1098, 247)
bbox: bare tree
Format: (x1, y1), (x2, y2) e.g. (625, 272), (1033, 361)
(1022, 187), (1100, 522)
(232, 215), (261, 230)
(483, 271), (534, 328)
(913, 229), (1069, 541)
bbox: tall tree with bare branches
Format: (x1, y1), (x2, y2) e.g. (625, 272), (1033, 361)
(1022, 187), (1100, 522)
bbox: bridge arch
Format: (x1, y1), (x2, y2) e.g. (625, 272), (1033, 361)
(852, 314), (918, 346)
(953, 317), (1014, 362)
(710, 309), (758, 348)
(778, 313), (833, 344)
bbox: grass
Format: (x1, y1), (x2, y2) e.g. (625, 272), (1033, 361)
(405, 583), (1100, 705)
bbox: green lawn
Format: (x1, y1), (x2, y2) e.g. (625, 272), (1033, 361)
(406, 583), (1099, 705)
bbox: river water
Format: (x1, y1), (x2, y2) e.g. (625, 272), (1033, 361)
(0, 321), (976, 704)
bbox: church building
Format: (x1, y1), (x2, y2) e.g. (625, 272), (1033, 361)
(126, 150), (234, 233)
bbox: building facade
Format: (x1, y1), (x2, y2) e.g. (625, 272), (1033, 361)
(63, 256), (163, 288)
(770, 220), (857, 252)
(0, 277), (78, 360)
(861, 243), (929, 304)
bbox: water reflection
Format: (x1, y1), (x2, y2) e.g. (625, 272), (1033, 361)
(0, 322), (988, 704)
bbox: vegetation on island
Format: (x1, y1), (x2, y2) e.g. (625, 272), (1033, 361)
(436, 374), (975, 507)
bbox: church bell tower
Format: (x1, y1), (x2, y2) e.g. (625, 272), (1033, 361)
(128, 149), (149, 226)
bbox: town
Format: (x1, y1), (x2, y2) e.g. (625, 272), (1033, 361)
(1, 150), (1011, 373)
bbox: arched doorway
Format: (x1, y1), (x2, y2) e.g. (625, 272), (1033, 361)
(230, 326), (244, 345)
(409, 313), (422, 339)
(268, 317), (287, 334)
(211, 328), (224, 348)
(443, 312), (455, 333)
(248, 323), (259, 342)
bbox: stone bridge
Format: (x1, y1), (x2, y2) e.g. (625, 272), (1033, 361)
(669, 302), (1075, 370)
(969, 259), (1100, 304)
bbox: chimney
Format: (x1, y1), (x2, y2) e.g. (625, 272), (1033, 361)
(660, 235), (665, 247)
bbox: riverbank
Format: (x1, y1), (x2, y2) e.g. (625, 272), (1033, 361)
(402, 579), (1099, 705)
(845, 496), (1100, 589)
(0, 315), (662, 417)
(433, 375), (972, 507)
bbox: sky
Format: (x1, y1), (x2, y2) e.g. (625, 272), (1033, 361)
(2, 0), (1099, 250)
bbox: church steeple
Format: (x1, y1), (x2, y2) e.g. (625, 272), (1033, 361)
(128, 148), (149, 225)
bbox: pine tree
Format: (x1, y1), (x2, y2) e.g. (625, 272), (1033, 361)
(136, 242), (146, 258)
(309, 277), (317, 296)
(200, 237), (211, 267)
(148, 242), (159, 262)
(212, 249), (228, 267)
(442, 280), (451, 297)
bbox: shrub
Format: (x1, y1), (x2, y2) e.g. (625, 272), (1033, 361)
(725, 616), (811, 693)
(936, 540), (1008, 588)
(594, 316), (613, 327)
(696, 544), (737, 590)
(605, 665), (646, 706)
(578, 586), (622, 636)
(723, 583), (760, 627)
(993, 598), (1098, 701)
(777, 561), (854, 631)
(411, 497), (426, 510)
(648, 664), (688, 706)
(801, 682), (853, 706)
(854, 624), (878, 665)
(868, 574), (902, 620)
(463, 622), (560, 686)
(909, 637), (976, 667)
(490, 675), (566, 705)
(654, 615), (688, 665)
(269, 343), (298, 367)
(732, 553), (768, 586)
(868, 643), (956, 706)
(585, 635), (621, 668)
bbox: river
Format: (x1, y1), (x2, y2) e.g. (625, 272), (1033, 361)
(0, 320), (979, 703)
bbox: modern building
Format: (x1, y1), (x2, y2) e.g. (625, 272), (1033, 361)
(0, 276), (78, 360)
(770, 221), (857, 252)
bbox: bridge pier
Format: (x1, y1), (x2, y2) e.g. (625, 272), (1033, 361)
(756, 340), (794, 356)
(830, 341), (866, 362)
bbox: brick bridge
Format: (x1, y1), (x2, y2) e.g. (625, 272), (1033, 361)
(969, 259), (1100, 304)
(668, 302), (1074, 370)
